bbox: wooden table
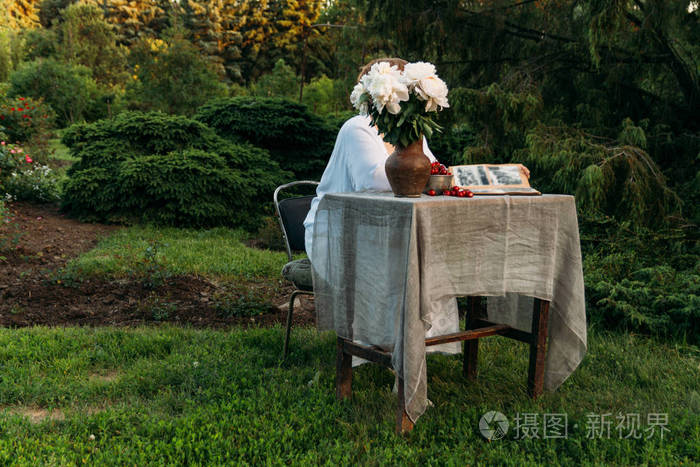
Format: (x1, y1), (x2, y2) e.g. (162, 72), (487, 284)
(311, 193), (587, 433)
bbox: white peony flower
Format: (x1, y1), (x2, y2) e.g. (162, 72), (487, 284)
(364, 65), (409, 115)
(402, 62), (437, 88)
(350, 82), (364, 107)
(414, 75), (450, 112)
(350, 82), (370, 115)
(368, 61), (404, 81)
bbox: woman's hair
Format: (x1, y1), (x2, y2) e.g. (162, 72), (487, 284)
(356, 57), (407, 83)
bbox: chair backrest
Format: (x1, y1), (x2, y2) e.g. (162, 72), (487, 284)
(274, 181), (319, 261)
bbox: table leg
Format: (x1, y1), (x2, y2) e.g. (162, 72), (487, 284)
(528, 298), (550, 398)
(336, 338), (352, 400)
(396, 376), (414, 434)
(463, 297), (480, 380)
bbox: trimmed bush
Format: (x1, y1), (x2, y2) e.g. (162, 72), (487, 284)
(195, 97), (340, 180)
(61, 111), (290, 229)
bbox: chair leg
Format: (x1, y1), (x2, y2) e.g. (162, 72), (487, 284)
(336, 337), (352, 400)
(396, 376), (414, 434)
(528, 298), (550, 398)
(463, 297), (480, 380)
(282, 290), (300, 359)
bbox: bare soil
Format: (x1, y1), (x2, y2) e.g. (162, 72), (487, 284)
(0, 202), (315, 329)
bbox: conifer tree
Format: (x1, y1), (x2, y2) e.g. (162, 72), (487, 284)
(59, 2), (127, 86)
(180, 0), (322, 83)
(180, 0), (242, 80)
(100, 0), (173, 46)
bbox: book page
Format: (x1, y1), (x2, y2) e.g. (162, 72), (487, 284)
(449, 164), (541, 195)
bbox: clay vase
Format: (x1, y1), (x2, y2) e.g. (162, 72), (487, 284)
(385, 139), (431, 197)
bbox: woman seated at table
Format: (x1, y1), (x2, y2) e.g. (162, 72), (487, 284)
(303, 58), (424, 262)
(303, 58), (455, 356)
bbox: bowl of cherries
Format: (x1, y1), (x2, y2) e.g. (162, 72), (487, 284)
(425, 162), (474, 198)
(424, 162), (454, 193)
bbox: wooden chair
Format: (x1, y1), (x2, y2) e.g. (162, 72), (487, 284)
(273, 180), (319, 359)
(335, 296), (551, 433)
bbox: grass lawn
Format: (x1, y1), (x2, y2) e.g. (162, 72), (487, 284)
(47, 136), (78, 163)
(2, 225), (698, 464)
(65, 225), (292, 282)
(0, 326), (697, 464)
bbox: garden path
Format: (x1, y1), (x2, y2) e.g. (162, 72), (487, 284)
(0, 202), (315, 329)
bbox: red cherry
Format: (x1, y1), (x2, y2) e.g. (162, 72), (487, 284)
(427, 189), (437, 196)
(442, 190), (452, 196)
(446, 172), (452, 176)
(466, 190), (474, 198)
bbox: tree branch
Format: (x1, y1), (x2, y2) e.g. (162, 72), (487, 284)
(483, 0), (539, 12)
(503, 20), (576, 43)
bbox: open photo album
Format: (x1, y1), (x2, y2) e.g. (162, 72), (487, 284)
(449, 164), (541, 195)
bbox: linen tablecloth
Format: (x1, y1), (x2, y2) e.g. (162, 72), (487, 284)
(311, 192), (587, 423)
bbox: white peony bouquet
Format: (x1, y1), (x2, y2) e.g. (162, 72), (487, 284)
(350, 61), (449, 148)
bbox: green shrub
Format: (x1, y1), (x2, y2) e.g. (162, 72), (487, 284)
(195, 97), (340, 180)
(250, 58), (298, 100)
(581, 214), (699, 343)
(0, 140), (60, 203)
(0, 96), (55, 144)
(61, 111), (290, 229)
(586, 265), (700, 343)
(8, 58), (110, 126)
(0, 141), (30, 189)
(3, 163), (61, 203)
(302, 74), (352, 116)
(21, 28), (57, 61)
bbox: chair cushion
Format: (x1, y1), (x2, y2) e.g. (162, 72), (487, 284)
(282, 258), (313, 291)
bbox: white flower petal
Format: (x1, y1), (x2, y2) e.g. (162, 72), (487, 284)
(386, 101), (402, 114)
(403, 62), (437, 89)
(350, 82), (364, 107)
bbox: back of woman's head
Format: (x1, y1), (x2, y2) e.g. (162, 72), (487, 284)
(356, 57), (407, 83)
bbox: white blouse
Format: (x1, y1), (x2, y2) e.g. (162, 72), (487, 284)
(303, 115), (436, 261)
